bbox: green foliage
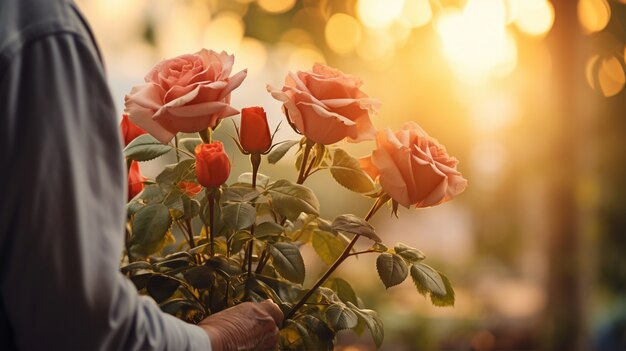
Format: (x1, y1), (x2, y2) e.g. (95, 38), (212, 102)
(267, 140), (299, 164)
(122, 136), (459, 350)
(329, 148), (375, 193)
(124, 134), (172, 161)
(265, 179), (320, 220)
(312, 230), (348, 265)
(410, 264), (455, 306)
(332, 214), (381, 242)
(269, 242), (306, 284)
(376, 253), (409, 289)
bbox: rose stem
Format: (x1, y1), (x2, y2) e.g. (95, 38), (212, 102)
(208, 189), (216, 257)
(185, 218), (195, 248)
(250, 153), (261, 188)
(124, 158), (134, 262)
(174, 134), (180, 163)
(247, 227), (255, 278)
(284, 196), (384, 321)
(296, 139), (314, 184)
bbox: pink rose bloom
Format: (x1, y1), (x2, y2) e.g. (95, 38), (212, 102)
(360, 122), (467, 208)
(124, 49), (247, 144)
(268, 63), (379, 145)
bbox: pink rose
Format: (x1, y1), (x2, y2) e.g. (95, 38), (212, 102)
(124, 49), (247, 144)
(268, 63), (379, 145)
(360, 122), (467, 208)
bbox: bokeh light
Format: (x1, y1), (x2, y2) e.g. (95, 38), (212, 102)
(202, 11), (245, 53)
(357, 0), (405, 29)
(577, 0), (611, 34)
(514, 0), (555, 37)
(325, 13), (362, 55)
(256, 0), (296, 14)
(586, 54), (626, 97)
(400, 0), (433, 28)
(436, 0), (518, 81)
(233, 37), (268, 77)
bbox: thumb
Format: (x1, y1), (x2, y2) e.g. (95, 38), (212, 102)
(260, 299), (284, 326)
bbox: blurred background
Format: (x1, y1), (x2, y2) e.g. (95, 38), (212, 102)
(76, 0), (626, 350)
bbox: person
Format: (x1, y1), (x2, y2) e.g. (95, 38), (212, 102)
(0, 0), (283, 350)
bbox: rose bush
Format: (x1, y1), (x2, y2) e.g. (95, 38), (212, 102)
(268, 63), (379, 145)
(121, 52), (466, 350)
(360, 122), (468, 208)
(124, 49), (247, 144)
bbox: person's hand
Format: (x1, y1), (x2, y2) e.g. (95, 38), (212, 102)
(198, 299), (284, 351)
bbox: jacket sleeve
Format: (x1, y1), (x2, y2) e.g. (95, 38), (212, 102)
(0, 31), (211, 351)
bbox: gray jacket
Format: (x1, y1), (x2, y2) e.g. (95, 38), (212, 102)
(0, 0), (211, 349)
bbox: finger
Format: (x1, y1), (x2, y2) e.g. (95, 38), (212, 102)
(260, 299), (284, 326)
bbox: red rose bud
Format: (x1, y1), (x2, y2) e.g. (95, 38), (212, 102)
(178, 181), (202, 197)
(120, 113), (147, 146)
(195, 142), (231, 188)
(128, 161), (147, 201)
(240, 106), (272, 154)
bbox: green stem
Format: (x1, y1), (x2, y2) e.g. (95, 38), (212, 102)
(174, 134), (180, 162)
(247, 232), (254, 278)
(208, 189), (216, 256)
(185, 218), (195, 248)
(284, 197), (384, 321)
(250, 153), (261, 188)
(255, 246), (268, 274)
(296, 139), (314, 184)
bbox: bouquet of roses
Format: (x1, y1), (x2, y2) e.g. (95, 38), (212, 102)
(120, 48), (467, 350)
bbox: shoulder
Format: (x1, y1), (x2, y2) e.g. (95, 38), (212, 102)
(0, 0), (102, 77)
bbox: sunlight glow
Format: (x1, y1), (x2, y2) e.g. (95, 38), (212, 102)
(514, 0), (554, 37)
(577, 0), (611, 34)
(202, 12), (244, 53)
(357, 0), (405, 29)
(400, 0), (433, 28)
(257, 0), (296, 14)
(436, 0), (517, 81)
(325, 13), (362, 55)
(586, 55), (626, 97)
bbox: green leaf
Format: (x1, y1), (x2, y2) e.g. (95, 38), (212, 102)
(430, 272), (455, 307)
(221, 203), (256, 230)
(410, 264), (455, 306)
(221, 185), (261, 203)
(136, 184), (164, 204)
(410, 263), (446, 296)
(371, 242), (388, 253)
(347, 302), (384, 348)
(121, 261), (152, 274)
(325, 303), (358, 331)
(129, 273), (153, 290)
(183, 265), (215, 289)
(179, 137), (202, 154)
(124, 134), (171, 161)
(156, 159), (196, 187)
(147, 274), (181, 303)
(229, 230), (252, 255)
(376, 253), (408, 289)
(238, 172), (270, 188)
(132, 203), (173, 247)
(332, 214), (381, 242)
(254, 221), (284, 240)
(312, 230), (347, 265)
(268, 140), (300, 164)
(269, 242), (305, 284)
(266, 179), (320, 221)
(329, 148), (375, 193)
(323, 277), (358, 305)
(395, 243), (426, 262)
